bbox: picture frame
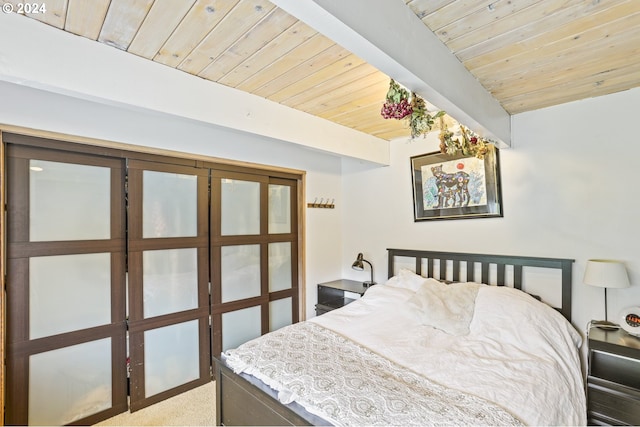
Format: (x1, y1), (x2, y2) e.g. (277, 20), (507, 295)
(410, 145), (503, 221)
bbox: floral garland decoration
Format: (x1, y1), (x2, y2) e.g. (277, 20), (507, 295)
(439, 121), (494, 159)
(380, 79), (412, 119)
(380, 79), (495, 158)
(380, 79), (444, 138)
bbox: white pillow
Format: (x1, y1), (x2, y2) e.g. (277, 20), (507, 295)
(408, 281), (481, 336)
(384, 269), (429, 291)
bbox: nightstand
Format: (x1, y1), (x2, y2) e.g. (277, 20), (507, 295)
(315, 279), (368, 316)
(587, 326), (640, 425)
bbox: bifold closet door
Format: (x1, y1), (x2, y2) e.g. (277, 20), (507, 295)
(210, 171), (299, 356)
(126, 160), (210, 412)
(4, 144), (128, 425)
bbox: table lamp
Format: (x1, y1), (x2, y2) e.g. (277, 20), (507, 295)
(352, 253), (375, 287)
(584, 259), (630, 329)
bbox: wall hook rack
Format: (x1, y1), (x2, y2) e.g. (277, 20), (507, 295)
(307, 198), (335, 209)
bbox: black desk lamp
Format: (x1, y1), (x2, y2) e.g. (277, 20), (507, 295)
(352, 253), (375, 287)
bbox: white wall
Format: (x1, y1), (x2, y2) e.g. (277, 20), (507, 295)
(0, 81), (346, 319)
(341, 86), (640, 337)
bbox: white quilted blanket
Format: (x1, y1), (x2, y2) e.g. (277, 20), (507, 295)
(225, 321), (523, 426)
(312, 280), (586, 426)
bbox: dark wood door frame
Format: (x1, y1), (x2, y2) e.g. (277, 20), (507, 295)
(4, 144), (128, 425)
(126, 160), (211, 412)
(1, 130), (306, 424)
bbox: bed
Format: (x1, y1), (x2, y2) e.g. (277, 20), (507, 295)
(214, 249), (586, 426)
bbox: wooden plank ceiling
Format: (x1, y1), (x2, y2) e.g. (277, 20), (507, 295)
(11, 0), (640, 141)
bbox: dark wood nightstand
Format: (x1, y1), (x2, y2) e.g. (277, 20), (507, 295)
(315, 279), (369, 316)
(587, 326), (640, 425)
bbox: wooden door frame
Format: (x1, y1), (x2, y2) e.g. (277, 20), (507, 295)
(209, 171), (300, 356)
(0, 125), (307, 424)
(4, 143), (129, 425)
(126, 159), (211, 412)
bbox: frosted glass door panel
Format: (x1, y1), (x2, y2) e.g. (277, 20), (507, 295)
(221, 245), (261, 303)
(143, 248), (198, 318)
(268, 184), (291, 234)
(268, 242), (292, 292)
(269, 298), (292, 332)
(144, 321), (199, 398)
(29, 339), (112, 426)
(30, 253), (111, 339)
(221, 179), (260, 235)
(30, 160), (110, 241)
(222, 306), (261, 351)
(143, 171), (197, 238)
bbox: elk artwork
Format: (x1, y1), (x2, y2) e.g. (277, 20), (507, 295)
(430, 164), (470, 208)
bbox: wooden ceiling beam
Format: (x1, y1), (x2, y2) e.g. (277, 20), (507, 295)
(272, 0), (511, 146)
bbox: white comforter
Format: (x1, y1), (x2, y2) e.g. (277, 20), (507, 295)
(226, 320), (523, 426)
(311, 279), (586, 426)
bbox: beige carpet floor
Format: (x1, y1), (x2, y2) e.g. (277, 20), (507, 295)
(95, 381), (216, 426)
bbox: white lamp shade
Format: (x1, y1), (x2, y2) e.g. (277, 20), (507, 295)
(583, 259), (630, 289)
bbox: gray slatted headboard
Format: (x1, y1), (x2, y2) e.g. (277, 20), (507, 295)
(387, 248), (574, 321)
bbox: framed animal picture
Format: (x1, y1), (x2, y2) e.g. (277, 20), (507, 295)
(410, 146), (502, 221)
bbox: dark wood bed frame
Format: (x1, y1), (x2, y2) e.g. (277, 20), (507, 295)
(214, 248), (574, 426)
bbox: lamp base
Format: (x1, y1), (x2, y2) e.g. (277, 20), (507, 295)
(363, 281), (375, 288)
(592, 320), (620, 331)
